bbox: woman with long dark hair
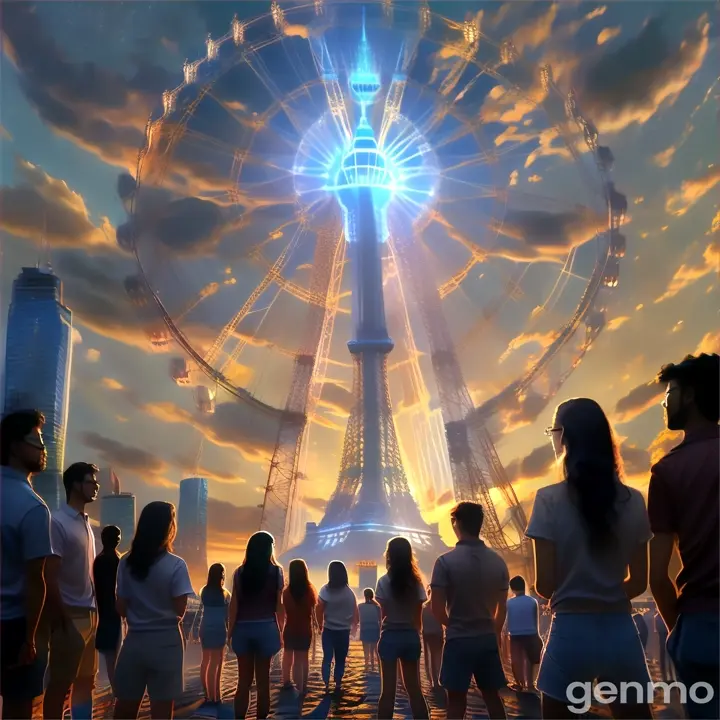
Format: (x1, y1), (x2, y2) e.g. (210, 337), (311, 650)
(316, 561), (359, 694)
(228, 531), (284, 719)
(113, 502), (194, 720)
(375, 537), (429, 719)
(199, 563), (229, 706)
(527, 398), (653, 720)
(281, 559), (317, 693)
(359, 588), (381, 672)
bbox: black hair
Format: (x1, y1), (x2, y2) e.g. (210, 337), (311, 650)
(201, 563), (227, 605)
(658, 353), (719, 423)
(0, 409), (45, 465)
(554, 398), (630, 551)
(509, 575), (526, 592)
(386, 536), (423, 598)
(101, 525), (121, 551)
(450, 501), (484, 537)
(327, 560), (349, 589)
(63, 462), (99, 502)
(240, 531), (276, 597)
(126, 501), (176, 581)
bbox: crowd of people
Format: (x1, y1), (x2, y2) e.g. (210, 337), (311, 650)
(0, 353), (717, 720)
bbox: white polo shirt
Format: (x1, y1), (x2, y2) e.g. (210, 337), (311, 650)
(51, 504), (96, 609)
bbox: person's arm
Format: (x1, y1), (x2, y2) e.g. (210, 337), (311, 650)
(351, 599), (360, 635)
(276, 568), (285, 630)
(647, 465), (679, 630)
(625, 541), (649, 600)
(228, 573), (238, 644)
(171, 560), (195, 619)
(526, 491), (556, 599)
(19, 505), (53, 662)
(430, 557), (451, 626)
(315, 598), (326, 632)
(44, 517), (70, 628)
(493, 563), (509, 647)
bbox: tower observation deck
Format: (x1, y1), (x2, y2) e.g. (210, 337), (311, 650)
(281, 17), (446, 574)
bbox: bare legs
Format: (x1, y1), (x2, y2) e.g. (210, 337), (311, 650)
(103, 650), (118, 695)
(281, 650), (309, 693)
(234, 655), (254, 719)
(423, 636), (443, 688)
(362, 642), (378, 673)
(378, 659), (429, 720)
(201, 648), (224, 702)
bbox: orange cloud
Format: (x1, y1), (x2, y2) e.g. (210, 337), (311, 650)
(597, 26), (621, 45)
(695, 330), (720, 355)
(606, 316), (631, 332)
(654, 239), (719, 303)
(665, 165), (720, 216)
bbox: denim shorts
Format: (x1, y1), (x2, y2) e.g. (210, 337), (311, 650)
(537, 612), (650, 703)
(440, 635), (507, 692)
(0, 618), (47, 701)
(378, 628), (421, 661)
(231, 619), (281, 658)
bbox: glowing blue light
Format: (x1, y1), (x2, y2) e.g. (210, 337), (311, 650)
(348, 9), (380, 106)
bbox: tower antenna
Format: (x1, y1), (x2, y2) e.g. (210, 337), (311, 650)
(37, 210), (52, 272)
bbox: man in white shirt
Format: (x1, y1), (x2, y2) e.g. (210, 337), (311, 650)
(42, 462), (100, 720)
(506, 575), (542, 692)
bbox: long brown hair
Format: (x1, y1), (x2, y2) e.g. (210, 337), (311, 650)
(126, 501), (176, 581)
(385, 536), (423, 598)
(554, 398), (630, 550)
(287, 558), (317, 605)
(240, 531), (277, 596)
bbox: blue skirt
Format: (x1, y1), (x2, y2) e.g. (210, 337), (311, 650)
(360, 625), (380, 644)
(200, 624), (227, 650)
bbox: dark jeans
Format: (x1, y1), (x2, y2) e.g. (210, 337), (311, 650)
(0, 617), (47, 701)
(321, 628), (350, 687)
(667, 612), (719, 720)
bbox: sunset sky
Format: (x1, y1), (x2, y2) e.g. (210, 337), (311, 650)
(1, 1), (717, 572)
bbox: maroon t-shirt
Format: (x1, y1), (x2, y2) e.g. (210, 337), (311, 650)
(647, 425), (719, 614)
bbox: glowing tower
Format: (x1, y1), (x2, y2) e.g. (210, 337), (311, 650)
(284, 17), (446, 573)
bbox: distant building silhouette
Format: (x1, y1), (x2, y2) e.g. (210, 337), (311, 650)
(177, 477), (209, 579)
(101, 491), (136, 553)
(3, 267), (73, 510)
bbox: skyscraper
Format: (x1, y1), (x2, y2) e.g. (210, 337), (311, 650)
(3, 267), (73, 510)
(177, 477), (209, 579)
(100, 492), (136, 553)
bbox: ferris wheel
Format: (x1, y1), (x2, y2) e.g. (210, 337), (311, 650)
(118, 0), (627, 558)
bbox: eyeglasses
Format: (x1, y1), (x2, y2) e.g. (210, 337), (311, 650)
(544, 426), (563, 436)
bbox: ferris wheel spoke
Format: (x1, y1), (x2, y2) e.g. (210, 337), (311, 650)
(308, 37), (352, 141)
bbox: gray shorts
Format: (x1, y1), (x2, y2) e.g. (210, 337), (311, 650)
(114, 627), (185, 702)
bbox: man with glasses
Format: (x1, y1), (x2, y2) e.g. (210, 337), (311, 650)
(42, 461), (100, 720)
(648, 353), (719, 719)
(0, 409), (54, 719)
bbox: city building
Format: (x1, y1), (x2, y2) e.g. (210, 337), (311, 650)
(3, 267), (73, 510)
(100, 492), (136, 553)
(357, 562), (378, 595)
(89, 467), (121, 525)
(177, 477), (209, 581)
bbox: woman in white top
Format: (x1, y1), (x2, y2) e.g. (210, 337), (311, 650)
(316, 561), (359, 693)
(526, 398), (652, 720)
(375, 537), (429, 720)
(113, 501), (194, 720)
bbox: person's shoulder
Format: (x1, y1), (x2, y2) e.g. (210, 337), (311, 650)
(166, 552), (190, 571)
(534, 482), (565, 503)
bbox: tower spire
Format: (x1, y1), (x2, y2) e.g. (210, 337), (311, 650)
(37, 211), (52, 273)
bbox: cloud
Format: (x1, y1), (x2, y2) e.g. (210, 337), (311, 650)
(301, 496), (329, 512)
(614, 381), (663, 424)
(54, 251), (159, 351)
(317, 382), (354, 417)
(710, 211), (720, 235)
(488, 206), (605, 262)
(71, 327), (83, 345)
(0, 124), (11, 140)
(506, 443), (556, 484)
(695, 330), (720, 356)
(85, 348), (101, 362)
(100, 377), (124, 391)
(2, 3), (176, 173)
(172, 454), (246, 485)
(80, 431), (168, 475)
(620, 443), (651, 477)
(606, 316), (631, 332)
(499, 331), (558, 364)
(648, 428), (683, 465)
(478, 389), (551, 435)
(574, 14), (709, 134)
(206, 498), (262, 559)
(654, 239), (719, 303)
(653, 146), (677, 169)
(597, 26), (621, 45)
(142, 398), (282, 464)
(0, 158), (115, 250)
(665, 166), (720, 216)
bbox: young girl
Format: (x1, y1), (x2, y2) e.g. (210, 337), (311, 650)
(281, 559), (317, 694)
(113, 502), (194, 720)
(422, 586), (444, 690)
(316, 561), (359, 694)
(375, 537), (429, 720)
(228, 531), (284, 720)
(527, 398), (652, 720)
(359, 588), (381, 672)
(199, 563), (230, 705)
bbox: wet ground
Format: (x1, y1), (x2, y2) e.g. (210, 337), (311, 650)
(82, 639), (682, 719)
